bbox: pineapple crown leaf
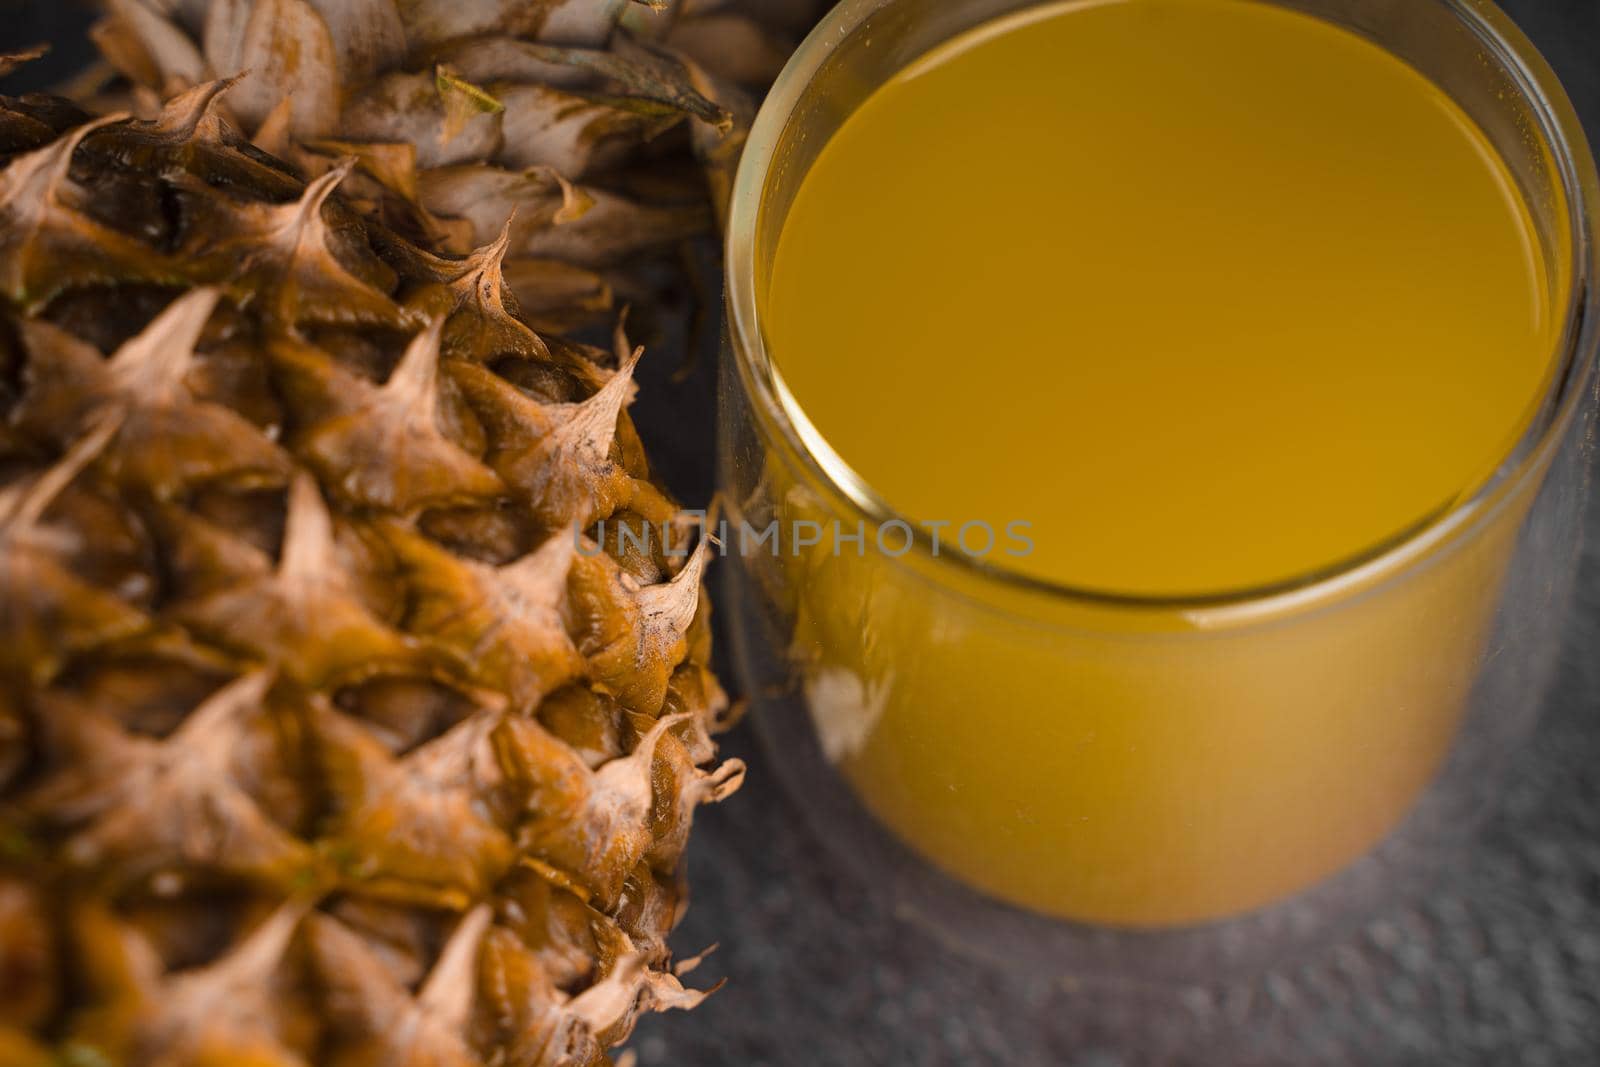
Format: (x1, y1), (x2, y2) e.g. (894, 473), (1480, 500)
(544, 166), (593, 224)
(435, 66), (506, 115)
(105, 0), (207, 90)
(305, 137), (423, 199)
(463, 33), (731, 133)
(435, 65), (505, 149)
(203, 0), (342, 139)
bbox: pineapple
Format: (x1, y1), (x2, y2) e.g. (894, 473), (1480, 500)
(0, 62), (743, 1067)
(81, 0), (827, 328)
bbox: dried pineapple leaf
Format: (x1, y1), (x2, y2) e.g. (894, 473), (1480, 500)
(492, 82), (685, 177)
(501, 257), (614, 333)
(418, 163), (592, 252)
(387, 524), (583, 712)
(303, 0), (407, 88)
(202, 0), (341, 137)
(433, 33), (731, 132)
(343, 70), (505, 169)
(98, 0), (207, 94)
(678, 52), (753, 228)
(397, 0), (628, 49)
(0, 114), (187, 310)
(173, 474), (430, 687)
(290, 316), (506, 513)
(437, 66), (507, 143)
(518, 186), (708, 268)
(664, 11), (792, 86)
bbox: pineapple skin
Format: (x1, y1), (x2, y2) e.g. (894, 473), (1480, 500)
(84, 0), (827, 324)
(0, 78), (740, 1067)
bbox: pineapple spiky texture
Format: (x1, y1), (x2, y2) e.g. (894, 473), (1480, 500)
(82, 0), (827, 330)
(0, 69), (743, 1067)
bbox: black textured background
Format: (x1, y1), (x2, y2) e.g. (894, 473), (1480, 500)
(4, 2), (1599, 1064)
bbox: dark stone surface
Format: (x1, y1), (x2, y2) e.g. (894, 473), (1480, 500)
(3, 2), (1598, 1064)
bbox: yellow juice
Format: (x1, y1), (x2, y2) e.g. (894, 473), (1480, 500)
(756, 0), (1565, 926)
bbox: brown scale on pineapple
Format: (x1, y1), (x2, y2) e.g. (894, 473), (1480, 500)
(79, 0), (836, 329)
(0, 75), (739, 1067)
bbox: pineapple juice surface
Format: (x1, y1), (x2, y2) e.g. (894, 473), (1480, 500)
(757, 0), (1566, 925)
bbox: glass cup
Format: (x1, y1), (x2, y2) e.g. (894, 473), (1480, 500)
(720, 0), (1599, 982)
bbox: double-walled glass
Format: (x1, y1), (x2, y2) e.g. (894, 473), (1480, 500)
(722, 0), (1599, 980)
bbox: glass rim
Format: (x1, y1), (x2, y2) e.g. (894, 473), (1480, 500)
(724, 0), (1600, 619)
